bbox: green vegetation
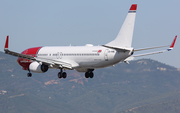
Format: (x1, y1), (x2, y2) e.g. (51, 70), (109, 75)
(0, 51), (180, 113)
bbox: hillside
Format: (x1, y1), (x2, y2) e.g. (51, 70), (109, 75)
(120, 99), (180, 113)
(0, 51), (180, 113)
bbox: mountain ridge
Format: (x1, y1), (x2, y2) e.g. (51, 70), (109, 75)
(0, 51), (180, 113)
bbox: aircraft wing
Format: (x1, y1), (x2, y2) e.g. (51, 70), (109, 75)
(4, 36), (72, 69)
(134, 45), (169, 51)
(134, 35), (177, 52)
(124, 35), (177, 62)
(5, 49), (35, 60)
(134, 35), (177, 56)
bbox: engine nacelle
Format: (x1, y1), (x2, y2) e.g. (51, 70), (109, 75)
(29, 61), (48, 73)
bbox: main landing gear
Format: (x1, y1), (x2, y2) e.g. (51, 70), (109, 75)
(58, 68), (67, 79)
(85, 69), (94, 78)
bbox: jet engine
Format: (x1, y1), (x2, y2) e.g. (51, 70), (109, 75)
(29, 61), (48, 73)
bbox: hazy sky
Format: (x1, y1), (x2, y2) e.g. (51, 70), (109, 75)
(0, 0), (179, 68)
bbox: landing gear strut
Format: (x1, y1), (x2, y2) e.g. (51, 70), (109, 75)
(85, 69), (94, 78)
(58, 68), (67, 79)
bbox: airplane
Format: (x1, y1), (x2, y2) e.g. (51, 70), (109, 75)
(4, 4), (177, 79)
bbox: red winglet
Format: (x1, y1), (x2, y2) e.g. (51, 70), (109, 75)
(130, 4), (137, 11)
(4, 35), (9, 49)
(170, 35), (177, 48)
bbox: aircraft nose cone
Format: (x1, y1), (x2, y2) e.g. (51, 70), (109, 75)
(17, 47), (42, 70)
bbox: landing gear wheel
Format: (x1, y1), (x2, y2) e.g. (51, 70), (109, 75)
(62, 72), (67, 78)
(27, 73), (32, 77)
(85, 71), (94, 78)
(85, 72), (89, 78)
(58, 72), (62, 78)
(58, 68), (67, 79)
(89, 72), (94, 78)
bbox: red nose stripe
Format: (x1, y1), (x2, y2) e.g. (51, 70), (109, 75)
(17, 47), (42, 70)
(21, 47), (42, 56)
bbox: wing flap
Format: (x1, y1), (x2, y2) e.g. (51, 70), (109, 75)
(35, 57), (72, 69)
(133, 50), (166, 57)
(134, 45), (169, 51)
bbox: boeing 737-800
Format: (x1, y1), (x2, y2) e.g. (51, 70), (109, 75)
(4, 4), (177, 79)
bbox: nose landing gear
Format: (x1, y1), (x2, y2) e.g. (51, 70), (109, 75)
(27, 69), (32, 77)
(27, 72), (32, 77)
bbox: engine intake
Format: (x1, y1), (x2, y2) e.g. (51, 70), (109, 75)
(29, 61), (48, 73)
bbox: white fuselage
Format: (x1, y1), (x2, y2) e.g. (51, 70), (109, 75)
(36, 46), (131, 71)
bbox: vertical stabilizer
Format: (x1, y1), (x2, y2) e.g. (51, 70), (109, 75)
(105, 4), (137, 48)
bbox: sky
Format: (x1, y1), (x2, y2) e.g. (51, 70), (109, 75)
(0, 0), (180, 68)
